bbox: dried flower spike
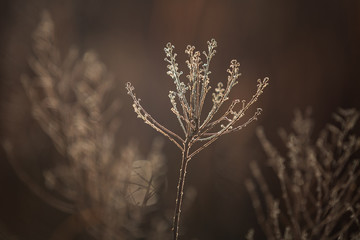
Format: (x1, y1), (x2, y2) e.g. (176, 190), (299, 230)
(13, 10), (166, 239)
(247, 108), (360, 240)
(126, 39), (269, 239)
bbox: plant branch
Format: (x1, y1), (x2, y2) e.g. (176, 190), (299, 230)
(172, 140), (191, 240)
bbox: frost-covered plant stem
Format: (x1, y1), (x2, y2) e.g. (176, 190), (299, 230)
(173, 140), (191, 240)
(126, 39), (269, 239)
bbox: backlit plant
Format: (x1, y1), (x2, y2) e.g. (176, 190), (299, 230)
(126, 39), (269, 239)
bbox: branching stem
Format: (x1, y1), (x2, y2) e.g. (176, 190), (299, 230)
(127, 39), (269, 239)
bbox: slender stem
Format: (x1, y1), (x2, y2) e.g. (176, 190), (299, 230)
(173, 140), (191, 240)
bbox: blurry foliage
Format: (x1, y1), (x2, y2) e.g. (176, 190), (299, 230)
(247, 108), (360, 240)
(3, 11), (170, 240)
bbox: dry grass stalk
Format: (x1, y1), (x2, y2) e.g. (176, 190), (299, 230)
(246, 108), (360, 240)
(126, 39), (269, 239)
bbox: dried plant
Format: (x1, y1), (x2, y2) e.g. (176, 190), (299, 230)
(4, 11), (167, 239)
(126, 39), (269, 239)
(246, 108), (360, 240)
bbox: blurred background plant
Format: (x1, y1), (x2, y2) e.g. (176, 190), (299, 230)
(246, 108), (360, 240)
(2, 11), (169, 240)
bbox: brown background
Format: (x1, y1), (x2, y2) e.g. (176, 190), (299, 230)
(1, 0), (360, 239)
